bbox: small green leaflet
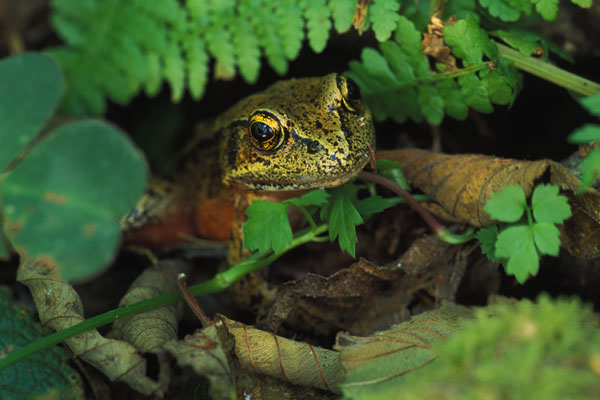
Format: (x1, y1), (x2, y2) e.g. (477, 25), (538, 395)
(285, 189), (329, 208)
(495, 224), (539, 283)
(567, 124), (600, 144)
(484, 185), (526, 222)
(480, 184), (571, 283)
(567, 93), (600, 191)
(324, 185), (363, 257)
(243, 200), (292, 255)
(375, 159), (410, 190)
(531, 184), (572, 223)
(580, 92), (600, 117)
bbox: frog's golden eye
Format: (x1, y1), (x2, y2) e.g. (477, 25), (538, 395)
(336, 74), (362, 112)
(249, 111), (284, 151)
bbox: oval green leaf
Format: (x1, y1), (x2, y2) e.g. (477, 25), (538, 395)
(0, 53), (62, 171)
(1, 120), (148, 282)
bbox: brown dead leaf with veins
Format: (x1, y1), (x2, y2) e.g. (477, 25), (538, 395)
(422, 14), (457, 70)
(377, 148), (600, 259)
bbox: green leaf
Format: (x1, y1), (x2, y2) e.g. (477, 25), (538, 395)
(355, 195), (401, 217)
(305, 0), (331, 53)
(496, 30), (543, 56)
(580, 92), (600, 117)
(578, 147), (600, 191)
(476, 225), (500, 261)
(243, 200), (292, 255)
(277, 3), (304, 59)
(0, 53), (62, 171)
(163, 41), (185, 102)
(0, 287), (84, 399)
(375, 159), (410, 190)
(444, 14), (496, 66)
(285, 189), (329, 208)
(567, 124), (600, 144)
(437, 79), (469, 120)
(185, 36), (209, 99)
(495, 225), (539, 283)
(479, 0), (521, 22)
(325, 186), (363, 257)
(329, 0), (355, 33)
(369, 0), (400, 42)
(418, 84), (445, 125)
(458, 74), (493, 113)
(532, 0), (559, 20)
(1, 120), (148, 282)
(484, 185), (527, 222)
(532, 221), (561, 256)
(531, 184), (572, 223)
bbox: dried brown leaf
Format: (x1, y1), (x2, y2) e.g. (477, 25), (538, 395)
(16, 258), (165, 397)
(377, 148), (600, 258)
(218, 314), (345, 393)
(109, 260), (184, 354)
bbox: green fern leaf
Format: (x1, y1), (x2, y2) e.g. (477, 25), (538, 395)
(459, 74), (493, 113)
(329, 0), (356, 33)
(369, 0), (400, 42)
(437, 79), (469, 120)
(144, 52), (162, 96)
(532, 0), (559, 20)
(163, 41), (185, 102)
(418, 84), (445, 125)
(278, 2), (305, 59)
(252, 5), (288, 75)
(185, 36), (209, 99)
(305, 0), (332, 53)
(479, 0), (522, 22)
(444, 14), (497, 66)
(232, 21), (261, 84)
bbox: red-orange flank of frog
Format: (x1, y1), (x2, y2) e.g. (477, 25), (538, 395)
(122, 74), (375, 260)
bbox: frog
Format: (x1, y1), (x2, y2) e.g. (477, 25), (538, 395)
(123, 73), (375, 264)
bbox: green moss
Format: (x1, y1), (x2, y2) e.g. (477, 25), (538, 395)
(396, 295), (600, 400)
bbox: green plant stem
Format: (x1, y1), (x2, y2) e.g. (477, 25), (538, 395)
(0, 224), (328, 371)
(497, 44), (600, 96)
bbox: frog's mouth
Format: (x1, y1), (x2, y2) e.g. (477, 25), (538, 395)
(235, 155), (371, 191)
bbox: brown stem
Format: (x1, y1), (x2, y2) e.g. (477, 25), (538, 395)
(359, 171), (445, 235)
(177, 273), (212, 327)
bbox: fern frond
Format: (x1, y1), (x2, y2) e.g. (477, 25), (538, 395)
(48, 0), (360, 116)
(347, 15), (520, 125)
(476, 0), (590, 22)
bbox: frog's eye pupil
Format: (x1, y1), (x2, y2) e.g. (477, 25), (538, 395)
(336, 74), (361, 112)
(345, 77), (361, 101)
(251, 122), (274, 142)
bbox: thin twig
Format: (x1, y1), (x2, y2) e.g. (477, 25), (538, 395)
(177, 273), (212, 327)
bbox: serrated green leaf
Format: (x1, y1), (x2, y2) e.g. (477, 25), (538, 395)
(531, 184), (572, 223)
(163, 41), (185, 102)
(532, 0), (559, 20)
(0, 287), (85, 399)
(476, 225), (500, 261)
(479, 0), (521, 22)
(375, 160), (410, 190)
(205, 26), (236, 79)
(437, 79), (469, 120)
(394, 16), (424, 58)
(532, 221), (561, 256)
(232, 21), (260, 84)
(458, 74), (493, 113)
(0, 53), (62, 171)
(305, 0), (331, 53)
(496, 30), (543, 56)
(354, 195), (401, 217)
(580, 92), (600, 117)
(369, 0), (400, 42)
(484, 185), (526, 222)
(144, 52), (162, 96)
(329, 0), (355, 33)
(568, 124), (600, 144)
(444, 15), (489, 66)
(481, 68), (516, 105)
(285, 189), (330, 208)
(379, 41), (416, 83)
(326, 186), (363, 257)
(578, 147), (600, 191)
(243, 200), (292, 255)
(252, 8), (288, 75)
(496, 225), (538, 283)
(185, 36), (209, 99)
(571, 0), (592, 7)
(277, 3), (304, 59)
(418, 84), (444, 125)
(1, 120), (147, 283)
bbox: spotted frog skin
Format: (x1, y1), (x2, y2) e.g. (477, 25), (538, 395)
(123, 73), (375, 260)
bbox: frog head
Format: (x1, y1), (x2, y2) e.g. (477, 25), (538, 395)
(216, 73), (375, 190)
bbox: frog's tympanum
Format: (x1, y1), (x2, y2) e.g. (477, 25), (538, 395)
(123, 73), (375, 264)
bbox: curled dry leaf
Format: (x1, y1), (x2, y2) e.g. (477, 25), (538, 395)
(218, 314), (345, 393)
(109, 260), (184, 354)
(162, 324), (233, 400)
(335, 301), (473, 398)
(265, 239), (472, 338)
(16, 258), (166, 397)
(377, 148), (600, 258)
